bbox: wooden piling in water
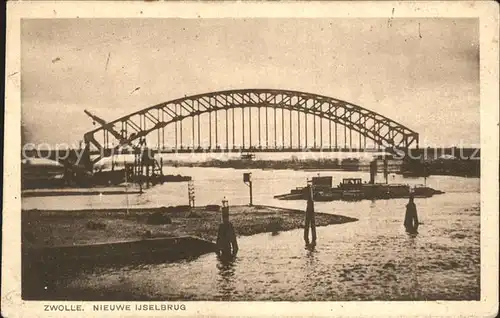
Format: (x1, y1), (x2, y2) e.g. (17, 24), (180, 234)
(304, 184), (317, 245)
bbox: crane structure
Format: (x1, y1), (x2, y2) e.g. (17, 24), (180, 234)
(80, 109), (165, 187)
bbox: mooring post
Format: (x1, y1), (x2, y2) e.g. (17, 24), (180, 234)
(243, 172), (253, 206)
(304, 183), (317, 245)
(188, 180), (195, 207)
(217, 197), (238, 258)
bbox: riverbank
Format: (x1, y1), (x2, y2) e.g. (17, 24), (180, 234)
(22, 205), (358, 300)
(163, 157), (479, 177)
(22, 205), (358, 248)
(22, 189), (144, 197)
(163, 157), (368, 171)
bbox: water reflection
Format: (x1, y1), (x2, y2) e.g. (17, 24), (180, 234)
(405, 231), (421, 299)
(216, 255), (237, 300)
(132, 191), (150, 206)
(305, 243), (317, 254)
(300, 243), (318, 297)
(369, 200), (377, 209)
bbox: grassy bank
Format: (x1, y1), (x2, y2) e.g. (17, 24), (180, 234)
(22, 205), (358, 248)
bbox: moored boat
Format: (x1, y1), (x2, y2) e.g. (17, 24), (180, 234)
(274, 175), (444, 202)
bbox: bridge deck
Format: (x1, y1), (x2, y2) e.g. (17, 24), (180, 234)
(23, 147), (480, 159)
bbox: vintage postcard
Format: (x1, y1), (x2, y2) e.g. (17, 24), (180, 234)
(2, 1), (499, 317)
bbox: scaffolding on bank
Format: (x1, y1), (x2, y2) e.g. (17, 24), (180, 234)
(125, 139), (164, 187)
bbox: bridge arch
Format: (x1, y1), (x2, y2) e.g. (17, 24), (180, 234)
(84, 89), (419, 162)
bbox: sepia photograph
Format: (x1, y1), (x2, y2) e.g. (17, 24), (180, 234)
(2, 1), (499, 317)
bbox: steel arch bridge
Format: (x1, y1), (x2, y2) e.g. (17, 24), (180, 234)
(84, 89), (419, 163)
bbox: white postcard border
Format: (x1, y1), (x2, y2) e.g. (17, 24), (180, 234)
(2, 1), (499, 317)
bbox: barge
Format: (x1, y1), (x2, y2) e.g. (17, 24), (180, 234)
(274, 175), (444, 202)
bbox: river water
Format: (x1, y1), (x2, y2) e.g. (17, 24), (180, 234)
(22, 168), (480, 301)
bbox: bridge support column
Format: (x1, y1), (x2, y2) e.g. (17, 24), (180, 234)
(305, 112), (308, 148)
(329, 120), (332, 149)
(174, 107), (178, 151)
(344, 125), (347, 149)
(298, 111), (301, 149)
(232, 108), (235, 149)
(266, 107), (269, 148)
(242, 108), (244, 149)
(274, 108), (277, 149)
(313, 115), (316, 148)
(249, 108), (252, 148)
(226, 109), (229, 150)
(349, 128), (352, 149)
(258, 107), (261, 148)
(320, 117), (323, 149)
(281, 109), (284, 148)
(192, 114), (195, 150)
(335, 122), (338, 149)
(179, 108), (183, 149)
(198, 104), (201, 149)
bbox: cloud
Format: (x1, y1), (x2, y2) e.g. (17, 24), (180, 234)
(21, 18), (479, 146)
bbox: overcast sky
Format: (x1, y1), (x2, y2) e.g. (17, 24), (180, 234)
(21, 18), (479, 147)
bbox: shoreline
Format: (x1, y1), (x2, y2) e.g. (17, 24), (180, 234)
(22, 205), (358, 249)
(21, 205), (358, 300)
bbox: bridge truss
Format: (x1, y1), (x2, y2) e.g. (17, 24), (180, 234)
(84, 89), (419, 163)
